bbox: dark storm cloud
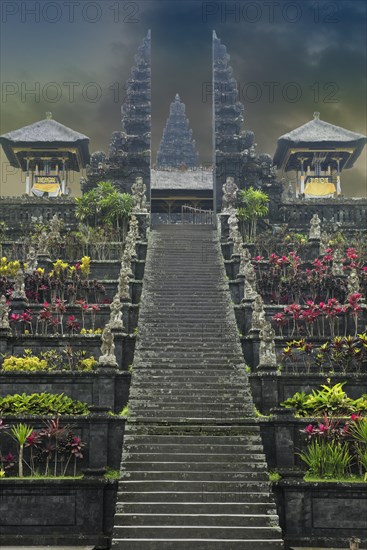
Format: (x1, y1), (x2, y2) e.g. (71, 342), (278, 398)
(0, 0), (366, 195)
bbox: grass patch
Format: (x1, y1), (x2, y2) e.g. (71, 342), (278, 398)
(304, 474), (367, 483)
(104, 468), (120, 480)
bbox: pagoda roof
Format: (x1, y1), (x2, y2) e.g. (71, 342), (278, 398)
(0, 116), (90, 170)
(273, 114), (366, 170)
(151, 169), (213, 190)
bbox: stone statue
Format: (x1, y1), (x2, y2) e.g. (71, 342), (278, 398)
(259, 321), (277, 368)
(239, 247), (252, 276)
(109, 294), (124, 330)
(0, 295), (10, 330)
(251, 295), (266, 331)
(228, 211), (239, 241)
(26, 246), (38, 274)
(118, 264), (130, 300)
(37, 229), (49, 256)
(122, 247), (134, 277)
(12, 268), (27, 300)
(129, 215), (140, 242)
(243, 262), (258, 300)
(320, 231), (329, 256)
(349, 537), (361, 550)
(347, 268), (360, 296)
(131, 177), (148, 213)
(309, 213), (321, 240)
(221, 177), (238, 213)
(99, 323), (118, 367)
(232, 232), (243, 257)
(80, 176), (87, 193)
(49, 214), (63, 244)
(332, 249), (344, 276)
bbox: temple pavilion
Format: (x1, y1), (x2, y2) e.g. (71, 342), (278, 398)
(0, 113), (90, 197)
(273, 112), (366, 198)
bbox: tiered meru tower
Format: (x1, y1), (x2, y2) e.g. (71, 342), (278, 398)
(156, 94), (199, 169)
(83, 31), (151, 201)
(213, 31), (278, 211)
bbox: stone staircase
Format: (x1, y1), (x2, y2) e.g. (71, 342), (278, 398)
(112, 224), (284, 549)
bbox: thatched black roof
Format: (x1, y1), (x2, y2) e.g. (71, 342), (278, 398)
(0, 117), (90, 171)
(274, 114), (366, 171)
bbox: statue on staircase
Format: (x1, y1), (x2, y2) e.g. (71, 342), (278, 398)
(131, 177), (148, 213)
(259, 321), (277, 368)
(251, 295), (266, 331)
(221, 177), (238, 214)
(99, 324), (118, 367)
(109, 294), (124, 330)
(0, 295), (10, 330)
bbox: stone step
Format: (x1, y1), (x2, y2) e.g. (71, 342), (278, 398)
(116, 502), (277, 515)
(121, 452), (266, 462)
(129, 411), (254, 420)
(129, 393), (251, 401)
(112, 539), (284, 549)
(118, 480), (272, 492)
(119, 490), (275, 503)
(120, 471), (269, 482)
(124, 424), (261, 436)
(130, 398), (250, 406)
(131, 386), (249, 393)
(123, 434), (262, 444)
(121, 462), (268, 474)
(114, 513), (280, 527)
(112, 525), (282, 539)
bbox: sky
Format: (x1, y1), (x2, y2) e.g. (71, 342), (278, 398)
(0, 0), (366, 196)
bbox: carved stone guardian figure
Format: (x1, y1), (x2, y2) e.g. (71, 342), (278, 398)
(37, 229), (50, 256)
(109, 294), (124, 330)
(309, 213), (321, 240)
(12, 269), (27, 300)
(332, 249), (344, 276)
(0, 295), (11, 330)
(347, 268), (360, 296)
(26, 246), (38, 274)
(258, 321), (277, 368)
(251, 295), (266, 331)
(242, 261), (258, 301)
(239, 247), (252, 277)
(131, 177), (148, 213)
(221, 176), (238, 213)
(118, 264), (131, 300)
(99, 324), (118, 367)
(228, 211), (239, 242)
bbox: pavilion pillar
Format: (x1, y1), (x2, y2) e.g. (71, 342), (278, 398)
(25, 158), (30, 195)
(336, 158), (341, 195)
(61, 158), (66, 195)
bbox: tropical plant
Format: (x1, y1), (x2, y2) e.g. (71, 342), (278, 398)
(281, 382), (367, 417)
(1, 348), (97, 373)
(237, 187), (269, 242)
(9, 423), (32, 477)
(298, 439), (352, 478)
(0, 393), (89, 416)
(75, 182), (133, 240)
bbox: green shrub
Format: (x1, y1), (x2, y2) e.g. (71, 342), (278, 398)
(2, 354), (48, 372)
(0, 393), (88, 416)
(281, 382), (367, 417)
(1, 349), (97, 373)
(298, 439), (352, 479)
